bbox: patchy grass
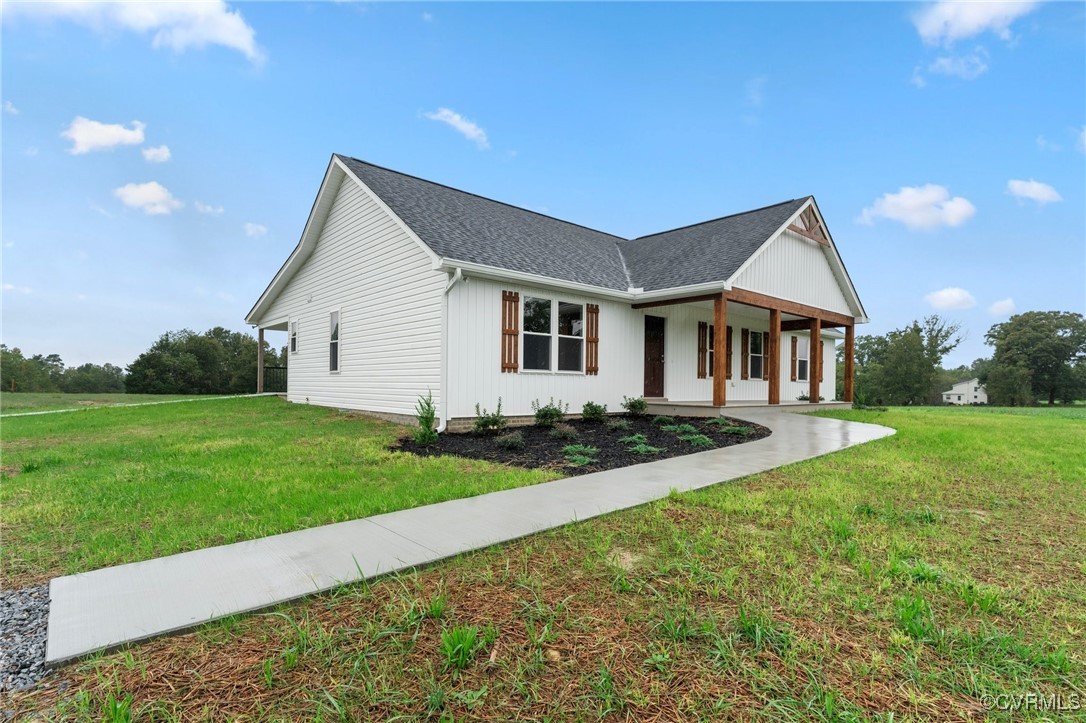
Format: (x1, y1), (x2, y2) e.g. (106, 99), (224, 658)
(0, 397), (555, 585)
(8, 406), (1084, 720)
(0, 392), (230, 415)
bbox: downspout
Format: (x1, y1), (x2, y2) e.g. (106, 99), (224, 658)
(438, 267), (463, 432)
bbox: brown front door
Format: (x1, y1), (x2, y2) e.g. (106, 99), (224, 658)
(644, 316), (665, 397)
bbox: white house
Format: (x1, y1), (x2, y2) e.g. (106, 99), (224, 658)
(246, 155), (869, 429)
(942, 378), (988, 405)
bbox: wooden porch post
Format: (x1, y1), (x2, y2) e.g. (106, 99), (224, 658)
(712, 292), (727, 406)
(768, 308), (780, 405)
(257, 328), (265, 394)
(809, 318), (821, 403)
(844, 323), (855, 403)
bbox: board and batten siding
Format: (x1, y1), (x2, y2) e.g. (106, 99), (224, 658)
(260, 175), (446, 416)
(446, 277), (643, 419)
(731, 228), (853, 317)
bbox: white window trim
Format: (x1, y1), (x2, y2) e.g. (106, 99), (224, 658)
(750, 331), (765, 380)
(707, 323), (716, 378)
(796, 335), (809, 382)
(329, 308), (341, 375)
(520, 296), (586, 375)
(289, 320), (298, 354)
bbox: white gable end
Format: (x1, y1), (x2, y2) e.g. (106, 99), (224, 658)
(730, 227), (853, 317)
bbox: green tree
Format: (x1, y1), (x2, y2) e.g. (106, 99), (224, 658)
(985, 311), (1086, 405)
(0, 345), (62, 392)
(60, 363), (126, 393)
(983, 363), (1033, 406)
(125, 328), (277, 395)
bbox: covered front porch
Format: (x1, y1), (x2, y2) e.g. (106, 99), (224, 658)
(634, 287), (856, 408)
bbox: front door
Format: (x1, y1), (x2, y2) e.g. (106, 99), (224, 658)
(644, 316), (665, 397)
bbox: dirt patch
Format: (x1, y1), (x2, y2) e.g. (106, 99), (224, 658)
(76, 400), (116, 407)
(395, 415), (771, 475)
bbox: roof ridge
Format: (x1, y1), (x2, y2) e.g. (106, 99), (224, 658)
(626, 196), (810, 242)
(338, 154), (629, 242)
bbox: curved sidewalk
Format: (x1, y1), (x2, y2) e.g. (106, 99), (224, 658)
(46, 409), (894, 665)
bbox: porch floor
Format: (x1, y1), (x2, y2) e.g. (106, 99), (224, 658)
(645, 399), (852, 417)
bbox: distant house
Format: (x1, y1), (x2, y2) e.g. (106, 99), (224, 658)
(942, 378), (988, 405)
(246, 155), (869, 428)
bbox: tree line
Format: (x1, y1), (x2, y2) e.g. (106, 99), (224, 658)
(1, 327), (285, 396)
(842, 311), (1085, 406)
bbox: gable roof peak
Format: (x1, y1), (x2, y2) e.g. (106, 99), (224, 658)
(628, 196), (813, 243)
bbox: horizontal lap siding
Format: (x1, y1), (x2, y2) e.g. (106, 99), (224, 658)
(732, 229), (853, 317)
(262, 177), (445, 415)
(447, 278), (641, 418)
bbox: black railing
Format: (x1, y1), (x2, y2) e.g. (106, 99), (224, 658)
(263, 366), (287, 393)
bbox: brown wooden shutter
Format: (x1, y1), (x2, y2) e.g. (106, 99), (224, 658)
(697, 321), (708, 379)
(820, 340), (825, 382)
(586, 303), (600, 375)
(726, 326), (733, 380)
(740, 328), (749, 380)
(501, 290), (519, 373)
(762, 332), (770, 380)
(790, 335), (798, 381)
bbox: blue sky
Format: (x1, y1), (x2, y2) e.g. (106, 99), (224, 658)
(2, 1), (1083, 369)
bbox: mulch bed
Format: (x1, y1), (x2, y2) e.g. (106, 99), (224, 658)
(395, 414), (771, 475)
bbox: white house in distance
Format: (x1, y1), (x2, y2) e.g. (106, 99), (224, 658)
(942, 378), (988, 405)
(246, 155), (869, 429)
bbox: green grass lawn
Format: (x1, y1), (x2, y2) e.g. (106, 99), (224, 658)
(9, 405), (1084, 721)
(1, 396), (555, 586)
(0, 391), (231, 415)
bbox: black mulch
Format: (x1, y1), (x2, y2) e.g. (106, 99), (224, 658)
(394, 415), (771, 476)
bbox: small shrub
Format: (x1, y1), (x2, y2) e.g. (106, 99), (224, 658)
(618, 432), (648, 444)
(563, 444), (599, 467)
(473, 398), (507, 434)
(621, 396), (648, 417)
(662, 423), (699, 435)
(679, 433), (713, 447)
(414, 391), (439, 445)
(705, 419), (754, 435)
(549, 423), (577, 440)
(606, 418), (632, 432)
(581, 401), (607, 422)
(797, 393), (826, 402)
(440, 625), (481, 671)
(495, 431), (525, 450)
(651, 415), (674, 425)
(627, 443), (665, 455)
(531, 397), (569, 427)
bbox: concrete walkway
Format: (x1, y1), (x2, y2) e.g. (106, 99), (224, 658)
(45, 409), (894, 665)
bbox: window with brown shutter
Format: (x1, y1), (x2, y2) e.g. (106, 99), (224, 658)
(697, 321), (708, 379)
(820, 340), (825, 382)
(762, 332), (770, 381)
(586, 303), (600, 375)
(726, 326), (733, 379)
(501, 290), (519, 373)
(741, 328), (749, 380)
(790, 335), (798, 381)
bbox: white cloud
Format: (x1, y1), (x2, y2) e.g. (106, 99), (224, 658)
(141, 145), (171, 163)
(195, 201), (224, 215)
(1036, 135), (1061, 152)
(8, 1), (262, 63)
(3, 100), (18, 115)
(913, 1), (1041, 46)
(928, 47), (989, 80)
(910, 66), (927, 88)
(423, 107), (489, 149)
(2, 283), (32, 294)
(113, 181), (183, 215)
(1006, 178), (1062, 204)
(988, 298), (1016, 316)
(858, 184), (976, 230)
(244, 222), (268, 238)
(422, 12), (433, 22)
(925, 287), (976, 310)
(62, 116), (145, 154)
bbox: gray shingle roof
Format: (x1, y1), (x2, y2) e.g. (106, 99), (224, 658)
(338, 155), (805, 292)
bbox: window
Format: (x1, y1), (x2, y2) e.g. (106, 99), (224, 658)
(557, 302), (583, 372)
(749, 330), (764, 379)
(523, 297), (551, 371)
(290, 322), (298, 353)
(329, 311), (340, 372)
(974, 386), (979, 392)
(957, 395), (962, 401)
(796, 336), (809, 382)
(707, 325), (715, 377)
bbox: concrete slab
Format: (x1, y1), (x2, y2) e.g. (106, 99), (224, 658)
(45, 408), (894, 665)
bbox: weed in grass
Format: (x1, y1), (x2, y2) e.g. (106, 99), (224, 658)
(439, 625), (480, 671)
(827, 517), (855, 542)
(549, 423), (577, 440)
(895, 595), (936, 641)
(425, 685), (445, 715)
(451, 686), (488, 708)
(103, 691), (134, 723)
(606, 418), (632, 432)
(679, 433), (714, 447)
(643, 650), (672, 674)
(957, 582), (1000, 613)
(656, 604), (713, 642)
(426, 593), (448, 620)
(627, 443), (666, 455)
(652, 415), (675, 425)
(594, 664), (623, 712)
(734, 605), (791, 651)
(261, 658), (275, 689)
(854, 502), (878, 518)
(618, 433), (648, 444)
